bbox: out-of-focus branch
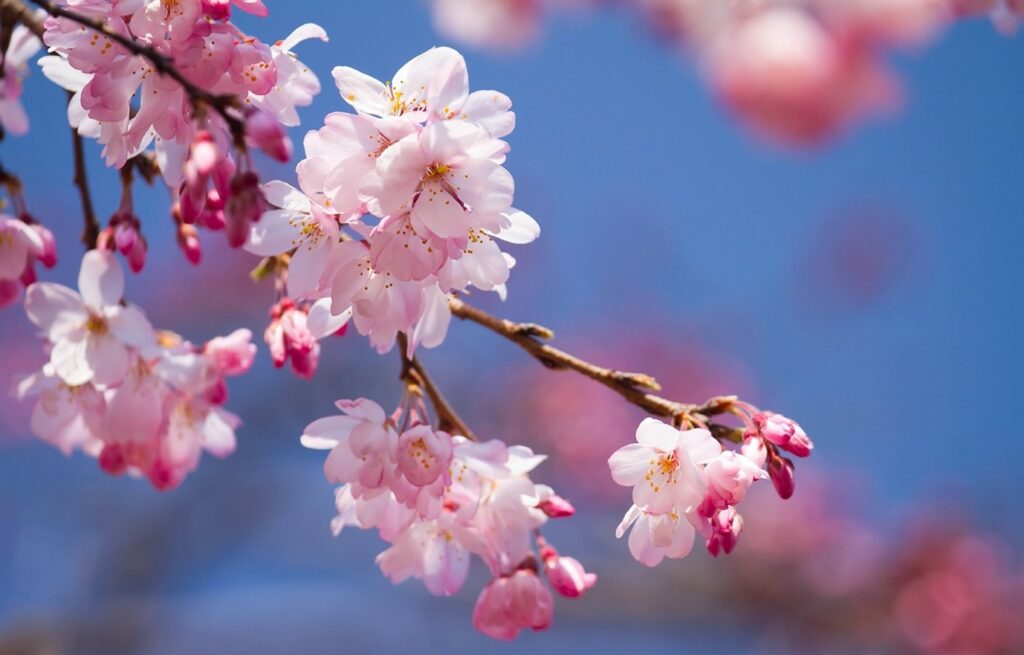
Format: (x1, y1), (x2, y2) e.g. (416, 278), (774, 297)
(448, 296), (737, 426)
(397, 333), (477, 441)
(25, 0), (246, 143)
(0, 0), (44, 39)
(69, 113), (99, 248)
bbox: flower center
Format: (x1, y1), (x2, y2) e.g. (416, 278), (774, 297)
(84, 314), (109, 335)
(645, 452), (680, 494)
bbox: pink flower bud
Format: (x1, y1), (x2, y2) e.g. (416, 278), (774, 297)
(767, 453), (796, 500)
(542, 551), (596, 599)
(113, 223), (147, 273)
(473, 570), (553, 641)
(31, 224), (57, 268)
(148, 459), (177, 492)
(99, 443), (128, 476)
(225, 171), (264, 248)
(706, 507), (744, 557)
(755, 411), (813, 457)
(190, 131), (219, 176)
(537, 494), (575, 518)
(245, 109), (293, 163)
(202, 0), (231, 19)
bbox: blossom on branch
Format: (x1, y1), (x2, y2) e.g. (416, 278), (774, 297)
(13, 250), (255, 490)
(303, 395), (592, 639)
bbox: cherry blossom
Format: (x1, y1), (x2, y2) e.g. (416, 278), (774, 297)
(608, 418), (719, 516)
(24, 250), (156, 387)
(305, 395), (592, 639)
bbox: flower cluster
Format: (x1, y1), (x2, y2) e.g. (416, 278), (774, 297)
(36, 1), (326, 257)
(609, 407), (812, 566)
(13, 250), (255, 490)
(0, 13), (43, 137)
(302, 396), (595, 640)
(249, 46), (539, 356)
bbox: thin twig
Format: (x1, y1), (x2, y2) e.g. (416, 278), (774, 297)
(25, 0), (247, 144)
(397, 333), (477, 441)
(69, 111), (99, 248)
(448, 296), (736, 424)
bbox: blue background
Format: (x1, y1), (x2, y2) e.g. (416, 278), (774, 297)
(1, 1), (1022, 653)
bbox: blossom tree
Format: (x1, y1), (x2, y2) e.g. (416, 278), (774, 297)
(20, 0), (1017, 641)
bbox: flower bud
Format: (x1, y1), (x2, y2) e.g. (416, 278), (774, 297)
(706, 507), (743, 557)
(31, 223), (57, 268)
(537, 494), (575, 518)
(98, 443), (127, 476)
(225, 171), (264, 248)
(767, 453), (796, 499)
(246, 109), (293, 163)
(202, 0), (232, 19)
(177, 223), (202, 265)
(754, 411), (813, 457)
(542, 549), (596, 598)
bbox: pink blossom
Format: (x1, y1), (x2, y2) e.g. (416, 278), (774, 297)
(24, 250), (156, 387)
(397, 424), (453, 486)
(376, 515), (470, 596)
(246, 181), (342, 299)
(701, 450), (766, 514)
(302, 397), (401, 492)
(608, 418), (720, 516)
(615, 504), (699, 567)
(472, 569), (554, 641)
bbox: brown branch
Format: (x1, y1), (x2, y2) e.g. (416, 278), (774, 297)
(397, 333), (477, 441)
(25, 0), (246, 145)
(69, 111), (99, 248)
(0, 0), (44, 39)
(448, 296), (737, 425)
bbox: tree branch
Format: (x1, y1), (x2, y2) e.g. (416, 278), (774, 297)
(397, 333), (477, 441)
(0, 0), (44, 39)
(25, 0), (246, 144)
(448, 296), (737, 424)
(69, 112), (99, 249)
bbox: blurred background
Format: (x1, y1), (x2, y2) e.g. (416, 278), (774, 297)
(2, 1), (1023, 653)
